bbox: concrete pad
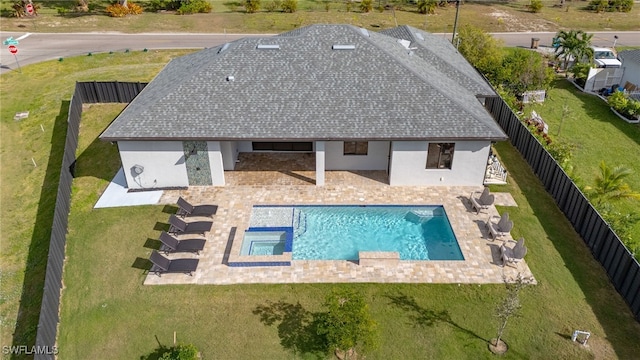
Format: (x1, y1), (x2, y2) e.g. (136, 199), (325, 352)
(94, 168), (163, 208)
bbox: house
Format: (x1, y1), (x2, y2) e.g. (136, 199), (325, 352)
(618, 49), (640, 100)
(99, 24), (507, 189)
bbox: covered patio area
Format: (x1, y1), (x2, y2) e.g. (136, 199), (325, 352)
(225, 152), (388, 186)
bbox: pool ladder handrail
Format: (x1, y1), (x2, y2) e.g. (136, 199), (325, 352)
(293, 209), (307, 238)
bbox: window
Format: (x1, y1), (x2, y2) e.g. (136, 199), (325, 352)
(343, 141), (368, 155)
(252, 142), (313, 151)
(426, 143), (454, 169)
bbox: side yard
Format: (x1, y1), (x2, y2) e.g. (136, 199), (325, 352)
(52, 101), (640, 358)
(525, 78), (640, 243)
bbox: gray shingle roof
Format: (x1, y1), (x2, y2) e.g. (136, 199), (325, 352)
(380, 25), (495, 96)
(100, 24), (506, 142)
(619, 49), (640, 64)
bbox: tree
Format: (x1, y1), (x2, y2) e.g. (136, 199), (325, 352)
(316, 289), (378, 359)
(554, 29), (594, 70)
(490, 274), (531, 354)
(587, 161), (640, 205)
(497, 48), (555, 95)
(456, 25), (504, 80)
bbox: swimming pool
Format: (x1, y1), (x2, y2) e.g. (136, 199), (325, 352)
(243, 205), (463, 261)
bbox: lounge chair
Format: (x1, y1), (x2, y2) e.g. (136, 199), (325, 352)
(177, 197), (217, 218)
(149, 250), (199, 276)
(168, 215), (213, 236)
(470, 187), (495, 214)
(500, 238), (527, 267)
(486, 212), (514, 240)
(159, 231), (206, 255)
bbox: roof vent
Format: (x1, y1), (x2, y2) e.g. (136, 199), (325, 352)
(415, 33), (425, 41)
(398, 39), (418, 51)
(359, 28), (370, 37)
(332, 44), (356, 50)
(226, 75), (235, 82)
(218, 43), (230, 54)
(256, 44), (280, 50)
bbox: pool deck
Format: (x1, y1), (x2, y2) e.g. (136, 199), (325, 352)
(144, 172), (534, 285)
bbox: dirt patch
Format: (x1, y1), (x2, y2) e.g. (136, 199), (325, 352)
(488, 8), (556, 32)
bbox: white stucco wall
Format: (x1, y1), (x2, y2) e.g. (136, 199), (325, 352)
(388, 141), (490, 186)
(118, 141), (188, 189)
(221, 141), (239, 170)
(207, 141), (226, 186)
(316, 141), (325, 186)
(237, 141), (253, 152)
(325, 141), (389, 170)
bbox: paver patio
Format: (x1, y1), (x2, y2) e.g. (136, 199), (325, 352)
(143, 165), (533, 285)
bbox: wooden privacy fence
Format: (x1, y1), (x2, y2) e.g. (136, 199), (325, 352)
(485, 96), (640, 322)
(34, 82), (146, 360)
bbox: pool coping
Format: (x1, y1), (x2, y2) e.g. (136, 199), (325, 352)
(144, 186), (533, 285)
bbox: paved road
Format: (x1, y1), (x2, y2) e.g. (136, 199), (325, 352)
(1, 31), (639, 74)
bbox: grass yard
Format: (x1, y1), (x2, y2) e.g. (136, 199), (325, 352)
(50, 101), (640, 358)
(524, 78), (640, 239)
(1, 0), (640, 34)
(1, 50), (640, 358)
(0, 50), (195, 356)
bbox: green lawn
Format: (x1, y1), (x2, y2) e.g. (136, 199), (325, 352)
(0, 50), (195, 356)
(2, 51), (640, 358)
(51, 103), (640, 358)
(1, 0), (640, 34)
(525, 78), (640, 240)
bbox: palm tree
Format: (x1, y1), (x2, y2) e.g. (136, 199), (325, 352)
(587, 161), (640, 205)
(554, 30), (594, 70)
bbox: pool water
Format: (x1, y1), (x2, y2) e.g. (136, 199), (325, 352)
(240, 231), (287, 256)
(292, 206), (463, 261)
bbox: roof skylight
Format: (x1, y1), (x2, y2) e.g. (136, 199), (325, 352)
(256, 44), (281, 50)
(332, 45), (356, 50)
(218, 43), (230, 53)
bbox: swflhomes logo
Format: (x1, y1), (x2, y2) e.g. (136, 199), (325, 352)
(2, 345), (59, 355)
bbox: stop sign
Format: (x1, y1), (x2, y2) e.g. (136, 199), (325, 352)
(26, 3), (34, 14)
(8, 45), (17, 54)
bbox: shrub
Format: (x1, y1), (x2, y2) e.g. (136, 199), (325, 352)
(280, 0), (296, 12)
(360, 0), (372, 12)
(608, 90), (640, 120)
(345, 0), (352, 11)
(587, 0), (632, 12)
(569, 62), (592, 88)
(177, 0), (212, 14)
(547, 140), (576, 167)
(127, 2), (143, 14)
(105, 3), (129, 16)
(245, 0), (260, 12)
(608, 90), (628, 111)
(148, 0), (181, 11)
(417, 0), (436, 14)
(159, 343), (199, 360)
(528, 0), (543, 12)
(264, 0), (280, 11)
